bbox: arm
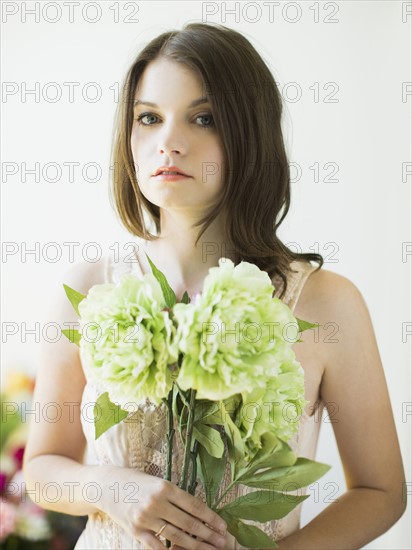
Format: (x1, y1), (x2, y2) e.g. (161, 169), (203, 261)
(23, 259), (106, 516)
(23, 259), (228, 550)
(277, 270), (407, 549)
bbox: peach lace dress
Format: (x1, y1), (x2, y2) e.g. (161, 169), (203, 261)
(74, 252), (325, 549)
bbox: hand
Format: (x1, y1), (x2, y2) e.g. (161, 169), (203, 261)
(170, 527), (238, 550)
(97, 466), (228, 550)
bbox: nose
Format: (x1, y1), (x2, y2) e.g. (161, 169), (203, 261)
(158, 120), (188, 156)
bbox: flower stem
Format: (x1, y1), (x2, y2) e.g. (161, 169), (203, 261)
(179, 388), (197, 491)
(165, 388), (175, 483)
(188, 439), (200, 495)
(163, 382), (176, 549)
(213, 479), (236, 509)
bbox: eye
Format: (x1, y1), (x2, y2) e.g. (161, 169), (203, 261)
(134, 112), (215, 129)
(195, 113), (215, 129)
(135, 113), (159, 126)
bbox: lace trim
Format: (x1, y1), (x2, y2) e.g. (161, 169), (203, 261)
(286, 261), (317, 312)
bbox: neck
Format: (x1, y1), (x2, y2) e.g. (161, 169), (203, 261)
(139, 211), (236, 299)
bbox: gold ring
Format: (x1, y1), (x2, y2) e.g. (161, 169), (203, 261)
(155, 522), (168, 539)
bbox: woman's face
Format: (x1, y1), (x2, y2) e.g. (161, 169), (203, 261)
(131, 57), (225, 215)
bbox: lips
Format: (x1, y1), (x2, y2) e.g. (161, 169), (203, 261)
(153, 165), (191, 177)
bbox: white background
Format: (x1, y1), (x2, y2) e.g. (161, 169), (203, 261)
(1, 1), (411, 548)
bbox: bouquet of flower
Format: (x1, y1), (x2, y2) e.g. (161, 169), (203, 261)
(63, 256), (330, 549)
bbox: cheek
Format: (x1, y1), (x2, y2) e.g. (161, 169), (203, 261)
(131, 134), (148, 176)
(130, 136), (144, 183)
(130, 129), (138, 161)
(210, 146), (224, 184)
(130, 126), (146, 153)
(208, 138), (224, 168)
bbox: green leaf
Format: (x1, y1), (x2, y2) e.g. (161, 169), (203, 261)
(220, 490), (308, 521)
(221, 402), (245, 478)
(194, 401), (224, 425)
(296, 317), (319, 333)
(223, 394), (242, 416)
(194, 401), (219, 421)
(193, 424), (224, 458)
(176, 383), (191, 408)
(181, 291), (190, 304)
(172, 382), (182, 417)
(63, 284), (86, 316)
(242, 434), (296, 475)
(239, 458), (331, 491)
(201, 412), (226, 425)
(145, 253), (176, 308)
(173, 386), (188, 447)
(172, 384), (187, 447)
(196, 442), (226, 508)
(94, 392), (129, 439)
(62, 328), (81, 346)
(218, 510), (277, 549)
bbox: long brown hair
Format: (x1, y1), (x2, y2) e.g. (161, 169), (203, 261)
(110, 22), (323, 299)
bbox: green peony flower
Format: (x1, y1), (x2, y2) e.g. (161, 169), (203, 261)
(237, 345), (309, 460)
(78, 273), (178, 407)
(172, 258), (301, 402)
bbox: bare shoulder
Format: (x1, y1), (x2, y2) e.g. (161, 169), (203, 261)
(297, 265), (366, 322)
(49, 256), (108, 318)
(61, 256), (108, 295)
(38, 255), (109, 387)
(294, 265), (374, 377)
(298, 264), (382, 393)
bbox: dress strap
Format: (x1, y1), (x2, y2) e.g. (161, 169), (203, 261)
(282, 261), (318, 313)
(104, 253), (137, 284)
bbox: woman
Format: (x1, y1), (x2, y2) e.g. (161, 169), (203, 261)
(23, 23), (406, 549)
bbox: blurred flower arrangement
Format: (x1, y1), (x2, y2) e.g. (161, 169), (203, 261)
(0, 371), (87, 550)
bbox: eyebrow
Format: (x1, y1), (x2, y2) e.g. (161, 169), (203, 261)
(133, 97), (209, 108)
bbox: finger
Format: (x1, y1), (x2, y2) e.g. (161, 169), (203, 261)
(139, 533), (166, 550)
(169, 490), (227, 537)
(165, 508), (226, 548)
(159, 523), (218, 550)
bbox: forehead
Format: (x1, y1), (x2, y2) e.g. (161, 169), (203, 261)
(134, 58), (206, 104)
